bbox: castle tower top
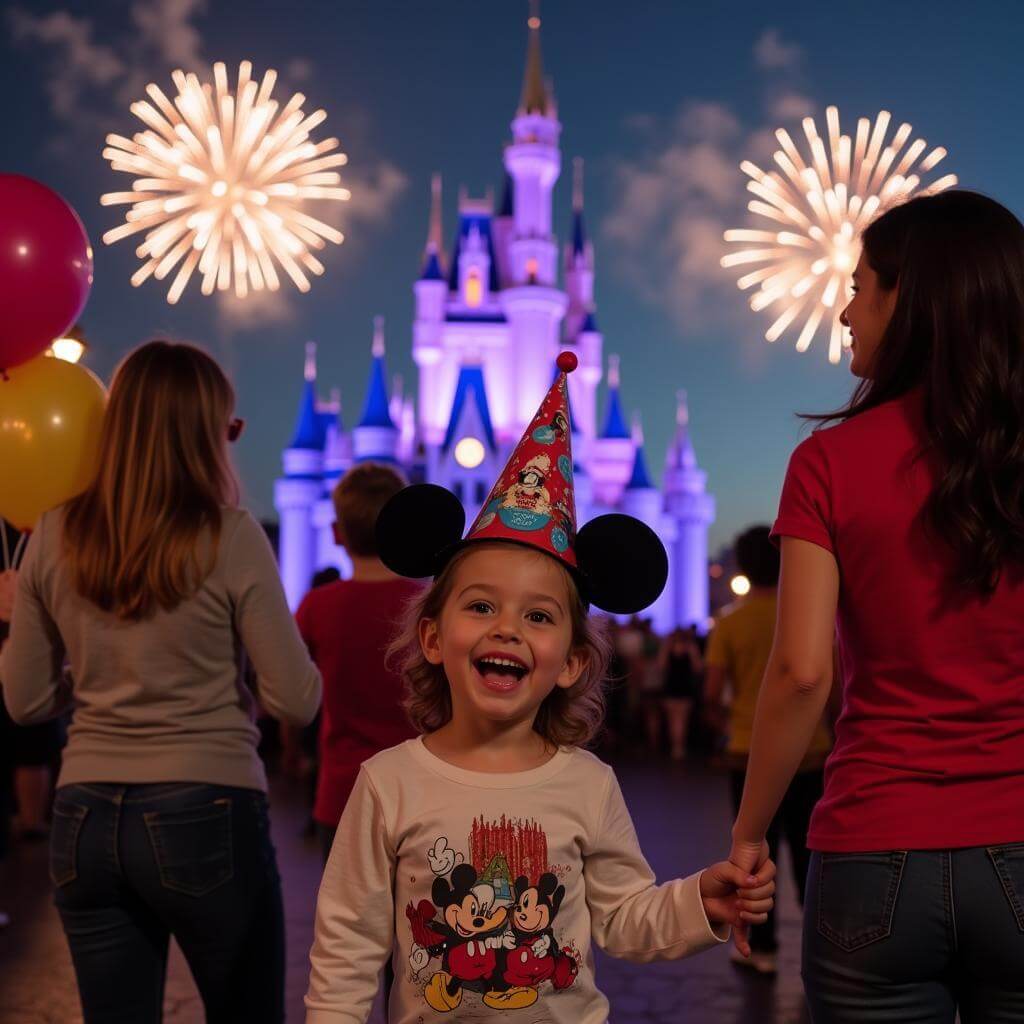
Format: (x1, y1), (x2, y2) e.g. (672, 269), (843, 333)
(518, 0), (553, 117)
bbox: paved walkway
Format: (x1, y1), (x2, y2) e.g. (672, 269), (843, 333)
(0, 757), (809, 1023)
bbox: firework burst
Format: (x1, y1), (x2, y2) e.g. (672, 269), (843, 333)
(721, 107), (956, 363)
(101, 61), (349, 304)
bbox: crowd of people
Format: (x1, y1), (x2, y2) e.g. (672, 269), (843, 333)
(1, 189), (1024, 1023)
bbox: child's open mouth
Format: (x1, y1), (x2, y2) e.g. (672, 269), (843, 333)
(473, 654), (529, 693)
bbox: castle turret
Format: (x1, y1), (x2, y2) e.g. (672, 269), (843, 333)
(663, 390), (715, 630)
(500, 1), (567, 428)
(589, 354), (634, 505)
(353, 317), (399, 462)
(414, 174), (449, 445)
(274, 341), (326, 609)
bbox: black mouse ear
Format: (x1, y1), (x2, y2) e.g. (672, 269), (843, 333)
(450, 863), (478, 894)
(575, 514), (668, 614)
(375, 484), (466, 579)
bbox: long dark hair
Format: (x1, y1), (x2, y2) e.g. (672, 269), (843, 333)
(804, 191), (1024, 595)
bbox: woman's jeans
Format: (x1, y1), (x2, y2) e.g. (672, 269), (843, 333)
(50, 782), (285, 1024)
(803, 846), (1024, 1023)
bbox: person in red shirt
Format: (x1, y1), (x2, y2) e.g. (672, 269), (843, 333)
(729, 191), (1024, 1021)
(295, 463), (422, 862)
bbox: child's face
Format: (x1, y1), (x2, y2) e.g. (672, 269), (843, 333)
(419, 544), (586, 732)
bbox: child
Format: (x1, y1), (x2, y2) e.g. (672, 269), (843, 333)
(305, 354), (775, 1023)
(296, 462), (422, 862)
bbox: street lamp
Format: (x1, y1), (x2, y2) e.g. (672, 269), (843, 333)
(49, 324), (87, 364)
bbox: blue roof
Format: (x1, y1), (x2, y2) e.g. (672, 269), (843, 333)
(572, 208), (587, 256)
(357, 355), (395, 429)
(317, 408), (337, 436)
(600, 386), (630, 440)
(626, 443), (654, 490)
(580, 309), (599, 334)
(442, 364), (497, 453)
(447, 212), (501, 293)
(419, 248), (444, 281)
(289, 380), (326, 450)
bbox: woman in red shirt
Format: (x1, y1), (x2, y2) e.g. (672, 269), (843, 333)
(729, 191), (1024, 1021)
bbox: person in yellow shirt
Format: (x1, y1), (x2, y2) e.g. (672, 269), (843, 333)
(705, 525), (833, 975)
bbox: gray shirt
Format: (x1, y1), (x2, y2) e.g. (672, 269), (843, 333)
(0, 506), (321, 791)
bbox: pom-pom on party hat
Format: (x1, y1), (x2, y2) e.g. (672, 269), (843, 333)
(376, 352), (667, 614)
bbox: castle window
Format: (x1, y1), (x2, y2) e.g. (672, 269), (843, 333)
(474, 480), (488, 504)
(465, 268), (482, 308)
(525, 257), (538, 284)
(453, 480), (464, 503)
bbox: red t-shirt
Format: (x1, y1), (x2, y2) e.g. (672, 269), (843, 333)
(773, 389), (1024, 852)
(296, 577), (423, 827)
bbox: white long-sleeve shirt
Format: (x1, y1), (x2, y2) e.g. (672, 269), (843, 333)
(306, 738), (728, 1023)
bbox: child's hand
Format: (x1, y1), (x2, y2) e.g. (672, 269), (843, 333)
(699, 859), (776, 958)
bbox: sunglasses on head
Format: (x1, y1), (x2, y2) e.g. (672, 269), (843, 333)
(228, 417), (246, 443)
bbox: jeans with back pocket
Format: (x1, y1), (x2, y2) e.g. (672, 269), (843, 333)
(802, 845), (1024, 1023)
(50, 782), (285, 1024)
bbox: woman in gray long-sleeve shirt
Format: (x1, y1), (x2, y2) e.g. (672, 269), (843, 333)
(0, 340), (321, 1024)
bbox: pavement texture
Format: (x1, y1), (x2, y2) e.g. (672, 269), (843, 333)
(0, 756), (810, 1024)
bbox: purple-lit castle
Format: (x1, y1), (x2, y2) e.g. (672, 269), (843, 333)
(275, 11), (714, 633)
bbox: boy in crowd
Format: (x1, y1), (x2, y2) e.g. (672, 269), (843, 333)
(295, 463), (422, 861)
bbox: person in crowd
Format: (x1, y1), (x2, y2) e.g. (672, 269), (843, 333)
(706, 525), (832, 974)
(659, 626), (703, 761)
(305, 357), (775, 1022)
(295, 462), (421, 865)
(730, 191), (1024, 1021)
(0, 340), (321, 1024)
(637, 618), (665, 753)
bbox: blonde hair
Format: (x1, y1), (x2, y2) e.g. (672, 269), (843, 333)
(62, 340), (239, 620)
(387, 543), (611, 748)
(332, 462), (407, 556)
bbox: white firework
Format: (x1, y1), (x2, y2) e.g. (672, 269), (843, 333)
(101, 61), (350, 304)
(721, 107), (957, 363)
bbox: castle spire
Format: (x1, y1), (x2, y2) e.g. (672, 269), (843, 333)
(571, 157), (589, 257)
(626, 412), (655, 490)
(304, 340), (317, 382)
(666, 389), (697, 470)
(518, 0), (552, 116)
(358, 317), (395, 429)
(599, 354), (630, 439)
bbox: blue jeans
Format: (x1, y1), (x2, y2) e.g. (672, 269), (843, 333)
(50, 783), (285, 1023)
(803, 846), (1024, 1023)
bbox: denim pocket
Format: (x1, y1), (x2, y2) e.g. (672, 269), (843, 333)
(987, 842), (1024, 933)
(817, 851), (907, 952)
(49, 802), (88, 887)
(144, 798), (233, 897)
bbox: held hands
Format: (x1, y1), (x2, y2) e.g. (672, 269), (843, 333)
(699, 855), (776, 959)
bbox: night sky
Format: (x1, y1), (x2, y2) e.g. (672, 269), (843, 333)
(3, 0), (1022, 551)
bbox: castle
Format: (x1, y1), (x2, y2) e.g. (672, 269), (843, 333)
(274, 9), (715, 634)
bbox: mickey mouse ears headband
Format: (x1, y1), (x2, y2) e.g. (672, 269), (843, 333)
(375, 352), (668, 615)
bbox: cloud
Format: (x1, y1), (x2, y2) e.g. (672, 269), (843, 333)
(130, 0), (205, 71)
(753, 28), (804, 71)
(601, 34), (817, 338)
(8, 9), (124, 123)
(216, 286), (297, 330)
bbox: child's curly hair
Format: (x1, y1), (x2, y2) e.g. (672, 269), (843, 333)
(387, 543), (611, 748)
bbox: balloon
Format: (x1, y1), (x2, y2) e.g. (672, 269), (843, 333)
(0, 175), (93, 372)
(0, 354), (106, 530)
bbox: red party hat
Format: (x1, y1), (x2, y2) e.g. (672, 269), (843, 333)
(465, 350), (579, 569)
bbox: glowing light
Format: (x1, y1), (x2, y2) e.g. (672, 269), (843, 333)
(454, 437), (486, 469)
(101, 61), (350, 304)
(730, 574), (751, 597)
(465, 268), (482, 308)
(709, 563), (723, 579)
(722, 107), (956, 364)
(49, 337), (86, 364)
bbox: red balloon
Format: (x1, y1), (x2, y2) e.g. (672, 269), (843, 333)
(0, 175), (93, 372)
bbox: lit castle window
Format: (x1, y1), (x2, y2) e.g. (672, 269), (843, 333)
(465, 268), (482, 308)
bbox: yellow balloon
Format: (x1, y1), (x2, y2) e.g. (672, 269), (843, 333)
(0, 353), (106, 530)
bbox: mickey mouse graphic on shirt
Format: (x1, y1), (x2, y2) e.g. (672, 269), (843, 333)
(502, 874), (578, 993)
(406, 821), (580, 1012)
